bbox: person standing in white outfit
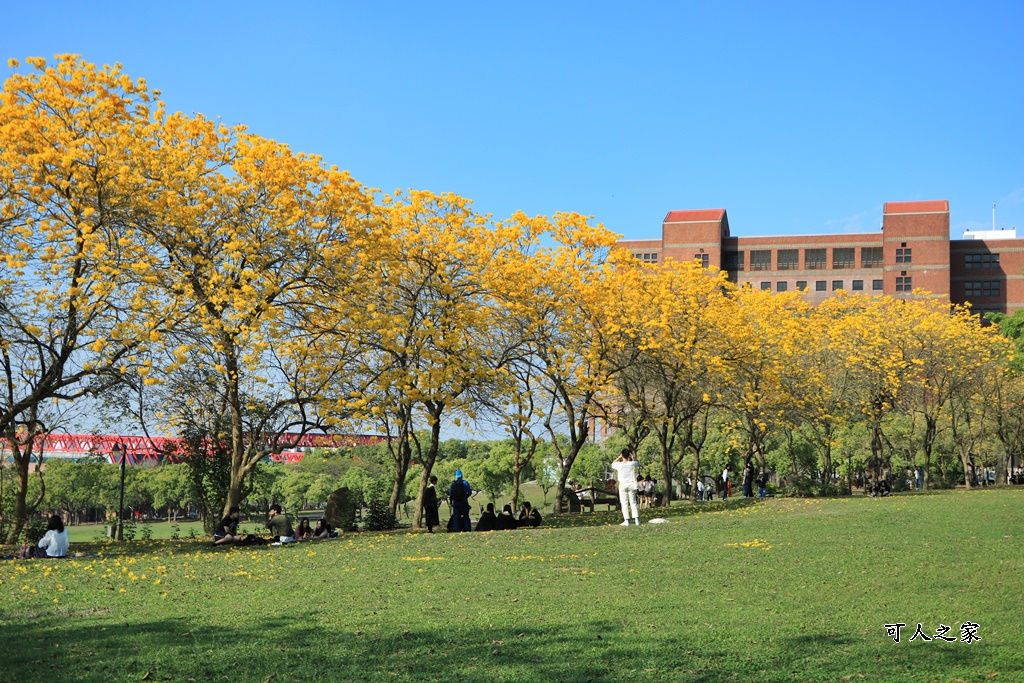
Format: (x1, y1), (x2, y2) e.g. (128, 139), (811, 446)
(611, 449), (641, 526)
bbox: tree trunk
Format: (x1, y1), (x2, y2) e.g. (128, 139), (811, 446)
(222, 341), (246, 520)
(510, 468), (522, 514)
(411, 412), (443, 530)
(5, 440), (44, 544)
(922, 416), (936, 492)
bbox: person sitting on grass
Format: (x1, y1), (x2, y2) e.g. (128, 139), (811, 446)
(295, 518), (313, 540)
(518, 501), (541, 528)
(267, 504), (295, 543)
(213, 506), (242, 545)
(312, 519), (335, 539)
(495, 504), (518, 531)
(475, 503), (497, 532)
(36, 514), (70, 558)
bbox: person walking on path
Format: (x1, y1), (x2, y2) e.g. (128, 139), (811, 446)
(722, 464), (732, 501)
(611, 449), (641, 526)
(423, 475), (441, 533)
(449, 470), (473, 532)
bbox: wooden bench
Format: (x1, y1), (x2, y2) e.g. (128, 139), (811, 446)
(560, 487), (621, 513)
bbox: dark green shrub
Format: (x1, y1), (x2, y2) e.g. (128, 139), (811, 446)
(363, 478), (395, 531)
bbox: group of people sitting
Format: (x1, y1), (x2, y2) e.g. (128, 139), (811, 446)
(866, 478), (893, 497)
(470, 501), (542, 532)
(213, 504), (338, 546)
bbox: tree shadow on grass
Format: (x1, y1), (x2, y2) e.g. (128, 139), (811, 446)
(1, 611), (1005, 683)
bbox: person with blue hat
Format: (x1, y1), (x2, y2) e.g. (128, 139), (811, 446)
(449, 469), (473, 532)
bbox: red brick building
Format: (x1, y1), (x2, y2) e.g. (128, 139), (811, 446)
(619, 200), (1024, 315)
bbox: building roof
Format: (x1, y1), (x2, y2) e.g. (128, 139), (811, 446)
(883, 200), (949, 214)
(663, 209), (727, 223)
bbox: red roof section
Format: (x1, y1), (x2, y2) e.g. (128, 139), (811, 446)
(884, 200), (948, 214)
(663, 209), (726, 223)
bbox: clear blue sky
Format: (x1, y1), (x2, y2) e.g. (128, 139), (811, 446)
(2, 1), (1023, 240)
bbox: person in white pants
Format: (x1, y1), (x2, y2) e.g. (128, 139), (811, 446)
(611, 449), (641, 526)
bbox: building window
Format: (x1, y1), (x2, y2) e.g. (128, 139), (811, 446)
(833, 248), (855, 269)
(796, 281), (807, 291)
(861, 247), (883, 268)
(777, 281), (788, 292)
(777, 249), (799, 270)
(852, 280), (864, 291)
(805, 249), (827, 270)
(964, 253), (1000, 269)
(872, 279), (883, 291)
(750, 250), (772, 271)
(637, 252), (659, 263)
(694, 253), (709, 268)
(760, 282), (772, 291)
(723, 251), (744, 272)
(896, 276), (912, 293)
(815, 280), (827, 292)
(966, 281), (1002, 297)
(832, 280), (843, 291)
(895, 248), (912, 264)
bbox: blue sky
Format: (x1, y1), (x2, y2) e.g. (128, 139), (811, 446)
(2, 1), (1023, 240)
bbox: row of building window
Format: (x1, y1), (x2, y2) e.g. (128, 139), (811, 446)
(963, 253), (1000, 269)
(727, 246), (891, 272)
(964, 281), (1002, 297)
(753, 278), (1002, 298)
(759, 279), (887, 293)
(641, 250), (1004, 281)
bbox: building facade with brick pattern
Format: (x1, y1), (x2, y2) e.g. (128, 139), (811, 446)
(618, 200), (1024, 315)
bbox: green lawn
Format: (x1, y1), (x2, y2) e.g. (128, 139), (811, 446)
(2, 489), (1021, 682)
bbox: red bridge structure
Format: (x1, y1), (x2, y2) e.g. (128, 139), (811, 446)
(11, 433), (387, 466)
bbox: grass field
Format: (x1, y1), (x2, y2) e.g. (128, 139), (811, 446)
(2, 489), (1021, 682)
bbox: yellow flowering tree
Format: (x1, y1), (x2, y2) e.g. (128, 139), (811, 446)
(132, 107), (373, 518)
(718, 286), (809, 474)
(333, 190), (506, 525)
(505, 213), (635, 513)
(0, 56), (172, 540)
(607, 258), (733, 504)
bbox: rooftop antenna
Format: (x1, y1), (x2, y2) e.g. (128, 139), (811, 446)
(993, 202), (996, 231)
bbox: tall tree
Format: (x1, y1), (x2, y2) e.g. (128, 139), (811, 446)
(0, 56), (172, 540)
(505, 213), (635, 513)
(334, 191), (503, 525)
(134, 112), (372, 518)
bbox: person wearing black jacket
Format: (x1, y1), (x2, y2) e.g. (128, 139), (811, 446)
(423, 475), (441, 533)
(494, 504), (517, 530)
(475, 503), (497, 532)
(518, 501), (542, 528)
